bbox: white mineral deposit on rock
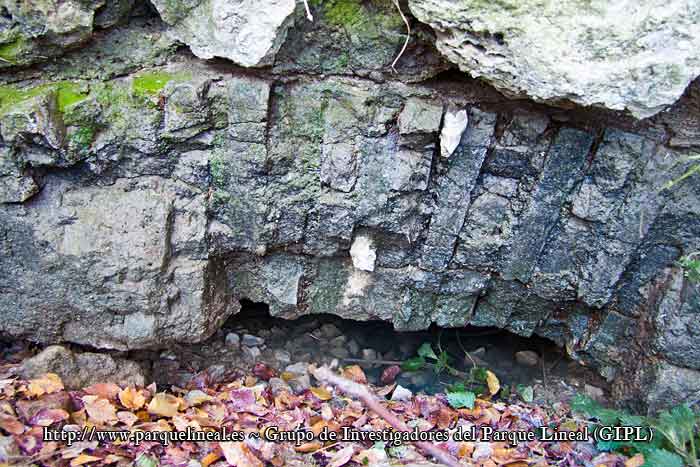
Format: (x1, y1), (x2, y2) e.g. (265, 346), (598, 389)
(350, 234), (376, 272)
(440, 109), (468, 158)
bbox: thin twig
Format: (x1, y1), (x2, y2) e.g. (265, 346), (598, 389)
(343, 358), (404, 365)
(302, 0), (314, 21)
(391, 0), (411, 73)
(311, 365), (466, 467)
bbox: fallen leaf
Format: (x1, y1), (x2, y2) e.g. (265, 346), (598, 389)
(625, 454), (645, 467)
(119, 387), (146, 410)
(0, 413), (24, 434)
(147, 393), (180, 418)
(310, 387), (332, 401)
(85, 383), (120, 400)
(27, 374), (64, 397)
(380, 365), (401, 385)
(201, 452), (221, 467)
(328, 445), (355, 467)
(70, 454), (101, 466)
(294, 442), (322, 453)
(486, 370), (500, 395)
(30, 409), (69, 426)
(117, 411), (139, 427)
(135, 454), (158, 467)
(220, 441), (263, 467)
(185, 390), (212, 406)
(82, 396), (117, 425)
(342, 365), (367, 384)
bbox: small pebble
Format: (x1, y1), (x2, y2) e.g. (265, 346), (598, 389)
(243, 346), (262, 361)
(318, 323), (341, 339)
(329, 335), (347, 347)
(391, 385), (413, 402)
(273, 349), (291, 365)
(515, 350), (539, 367)
(242, 334), (265, 347)
(225, 333), (240, 347)
(268, 377), (291, 395)
(361, 348), (377, 361)
(347, 339), (360, 356)
(472, 442), (493, 461)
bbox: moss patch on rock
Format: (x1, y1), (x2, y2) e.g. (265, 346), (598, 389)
(0, 81), (88, 115)
(132, 71), (191, 97)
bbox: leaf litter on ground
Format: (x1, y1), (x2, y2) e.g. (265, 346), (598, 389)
(0, 348), (640, 467)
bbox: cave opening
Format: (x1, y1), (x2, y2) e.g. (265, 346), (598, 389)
(183, 298), (611, 406)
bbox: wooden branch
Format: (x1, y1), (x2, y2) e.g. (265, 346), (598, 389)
(310, 365), (466, 467)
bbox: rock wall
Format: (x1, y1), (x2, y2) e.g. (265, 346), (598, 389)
(0, 1), (699, 411)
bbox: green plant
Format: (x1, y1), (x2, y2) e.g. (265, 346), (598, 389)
(678, 253), (700, 283)
(572, 395), (700, 467)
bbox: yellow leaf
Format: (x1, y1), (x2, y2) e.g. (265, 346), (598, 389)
(185, 390), (213, 406)
(27, 373), (64, 397)
(486, 370), (500, 395)
(310, 387), (332, 401)
(280, 372), (294, 382)
(201, 452), (221, 467)
(147, 393), (180, 418)
(70, 454), (101, 466)
(625, 454), (645, 467)
(119, 387), (146, 410)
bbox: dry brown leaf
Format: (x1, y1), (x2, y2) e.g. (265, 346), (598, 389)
(119, 387), (146, 410)
(147, 393), (180, 418)
(70, 454), (102, 466)
(486, 370), (500, 395)
(117, 411), (139, 427)
(625, 454), (645, 467)
(27, 373), (64, 397)
(310, 387), (332, 401)
(342, 365), (367, 384)
(85, 383), (120, 400)
(294, 442), (322, 453)
(82, 396), (117, 425)
(0, 413), (24, 434)
(220, 441), (263, 467)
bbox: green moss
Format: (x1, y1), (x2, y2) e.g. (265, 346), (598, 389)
(323, 0), (365, 26)
(0, 37), (25, 64)
(55, 82), (89, 112)
(0, 81), (88, 115)
(132, 71), (190, 96)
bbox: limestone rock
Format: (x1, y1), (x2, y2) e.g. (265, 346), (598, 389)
(408, 0), (700, 118)
(19, 345), (148, 389)
(0, 0), (132, 69)
(150, 0), (296, 67)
